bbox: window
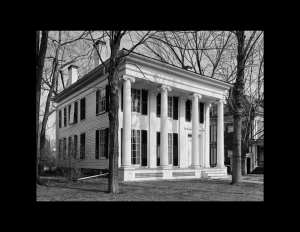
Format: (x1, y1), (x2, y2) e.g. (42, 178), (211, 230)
(68, 136), (72, 156)
(99, 129), (107, 158)
(168, 96), (173, 118)
(157, 93), (161, 117)
(199, 102), (204, 124)
(96, 129), (109, 159)
(96, 88), (106, 114)
(69, 103), (75, 125)
(74, 135), (78, 158)
(80, 133), (85, 159)
(64, 107), (67, 127)
(59, 110), (62, 128)
(168, 133), (173, 165)
(131, 130), (140, 164)
(80, 98), (85, 120)
(186, 100), (191, 122)
(131, 88), (141, 112)
(210, 124), (217, 142)
(63, 138), (67, 157)
(74, 102), (78, 124)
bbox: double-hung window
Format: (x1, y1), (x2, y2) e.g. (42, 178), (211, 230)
(131, 130), (140, 164)
(80, 98), (85, 120)
(168, 133), (173, 165)
(131, 89), (141, 113)
(95, 128), (109, 159)
(168, 96), (173, 118)
(96, 88), (106, 114)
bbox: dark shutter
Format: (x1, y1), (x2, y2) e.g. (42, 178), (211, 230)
(105, 128), (109, 159)
(121, 85), (123, 112)
(141, 130), (147, 166)
(80, 133), (85, 159)
(106, 85), (110, 112)
(141, 90), (148, 115)
(157, 93), (161, 117)
(186, 100), (191, 122)
(199, 102), (204, 123)
(121, 128), (123, 164)
(157, 132), (160, 166)
(59, 110), (61, 128)
(80, 98), (85, 120)
(68, 105), (71, 124)
(173, 133), (178, 166)
(173, 96), (178, 120)
(74, 102), (78, 124)
(74, 135), (77, 158)
(59, 139), (61, 157)
(96, 90), (99, 115)
(95, 130), (99, 159)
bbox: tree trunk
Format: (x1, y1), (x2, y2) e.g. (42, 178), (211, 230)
(36, 31), (48, 186)
(107, 32), (121, 194)
(241, 141), (247, 175)
(230, 31), (245, 185)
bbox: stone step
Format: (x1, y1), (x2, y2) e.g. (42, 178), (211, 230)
(204, 173), (227, 176)
(208, 175), (229, 179)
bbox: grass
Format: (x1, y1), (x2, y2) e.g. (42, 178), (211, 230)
(36, 175), (263, 201)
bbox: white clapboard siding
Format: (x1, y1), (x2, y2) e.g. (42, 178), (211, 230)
(56, 74), (110, 170)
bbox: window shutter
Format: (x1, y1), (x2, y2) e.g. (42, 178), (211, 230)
(157, 93), (161, 117)
(96, 90), (99, 115)
(106, 85), (110, 112)
(157, 132), (160, 166)
(141, 130), (147, 166)
(173, 97), (178, 120)
(59, 110), (61, 128)
(186, 100), (191, 122)
(105, 128), (109, 158)
(68, 105), (71, 124)
(141, 90), (148, 115)
(74, 102), (78, 124)
(199, 102), (204, 123)
(95, 130), (99, 159)
(173, 133), (178, 166)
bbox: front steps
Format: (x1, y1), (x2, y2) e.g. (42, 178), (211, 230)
(202, 168), (229, 179)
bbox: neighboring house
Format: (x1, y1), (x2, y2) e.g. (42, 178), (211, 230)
(52, 44), (233, 181)
(210, 96), (264, 174)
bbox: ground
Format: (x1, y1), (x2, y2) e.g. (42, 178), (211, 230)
(36, 175), (263, 201)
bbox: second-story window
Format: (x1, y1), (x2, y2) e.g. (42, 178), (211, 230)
(131, 88), (140, 113)
(168, 96), (173, 118)
(96, 88), (106, 114)
(80, 98), (85, 120)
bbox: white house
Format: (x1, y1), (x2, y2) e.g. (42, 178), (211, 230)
(52, 45), (233, 181)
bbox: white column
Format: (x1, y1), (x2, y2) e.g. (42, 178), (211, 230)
(121, 75), (135, 168)
(217, 99), (225, 168)
(190, 93), (202, 168)
(159, 84), (171, 168)
(179, 97), (186, 168)
(204, 102), (211, 168)
(149, 90), (157, 168)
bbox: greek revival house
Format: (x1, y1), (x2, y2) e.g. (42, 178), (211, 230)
(52, 46), (233, 181)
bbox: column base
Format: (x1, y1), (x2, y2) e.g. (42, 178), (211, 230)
(120, 165), (133, 169)
(191, 165), (201, 169)
(158, 165), (172, 169)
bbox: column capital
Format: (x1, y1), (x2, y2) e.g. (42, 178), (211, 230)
(217, 99), (226, 104)
(120, 75), (135, 83)
(158, 84), (171, 92)
(149, 90), (158, 96)
(179, 96), (187, 102)
(189, 93), (202, 100)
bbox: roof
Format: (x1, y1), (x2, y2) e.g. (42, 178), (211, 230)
(53, 48), (233, 103)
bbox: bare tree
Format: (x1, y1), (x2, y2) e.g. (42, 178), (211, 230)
(90, 31), (156, 193)
(36, 31), (49, 185)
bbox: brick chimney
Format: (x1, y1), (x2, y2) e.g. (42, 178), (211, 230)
(93, 40), (106, 69)
(67, 65), (78, 86)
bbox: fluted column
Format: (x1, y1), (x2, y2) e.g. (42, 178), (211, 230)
(179, 97), (187, 168)
(204, 102), (211, 168)
(217, 99), (225, 168)
(149, 90), (158, 168)
(159, 84), (172, 168)
(121, 75), (135, 168)
(190, 93), (202, 168)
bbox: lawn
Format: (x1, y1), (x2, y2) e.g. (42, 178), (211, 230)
(36, 175), (263, 201)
